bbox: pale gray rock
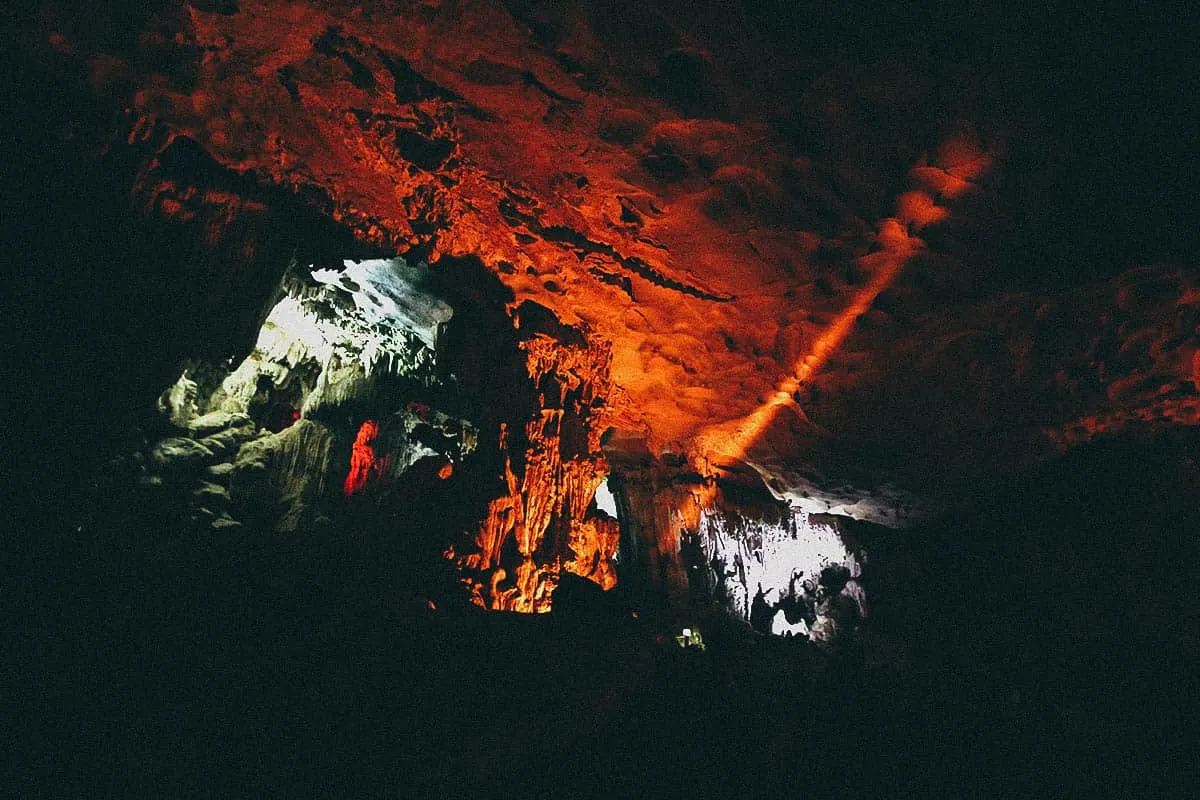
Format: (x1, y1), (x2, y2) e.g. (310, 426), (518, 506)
(187, 411), (253, 437)
(159, 371), (199, 427)
(191, 481), (230, 507)
(211, 514), (243, 530)
(152, 437), (215, 471)
(205, 462), (235, 479)
(198, 424), (258, 458)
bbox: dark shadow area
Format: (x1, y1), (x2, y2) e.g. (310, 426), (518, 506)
(9, 431), (1197, 796)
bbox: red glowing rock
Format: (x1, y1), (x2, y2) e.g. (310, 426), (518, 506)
(343, 419), (391, 497)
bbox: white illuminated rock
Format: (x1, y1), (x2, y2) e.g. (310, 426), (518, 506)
(771, 608), (810, 637)
(217, 257), (451, 412)
(312, 258), (452, 351)
(698, 507), (864, 643)
(593, 478), (619, 519)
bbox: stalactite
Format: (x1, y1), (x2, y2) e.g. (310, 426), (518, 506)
(518, 411), (563, 557)
(562, 517), (620, 590)
(454, 333), (618, 612)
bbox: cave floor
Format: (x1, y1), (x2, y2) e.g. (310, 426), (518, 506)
(14, 486), (1193, 799)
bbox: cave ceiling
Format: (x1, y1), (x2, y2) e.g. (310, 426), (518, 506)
(26, 0), (1200, 523)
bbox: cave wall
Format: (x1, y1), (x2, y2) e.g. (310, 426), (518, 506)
(7, 0), (1198, 637)
(13, 0), (1199, 527)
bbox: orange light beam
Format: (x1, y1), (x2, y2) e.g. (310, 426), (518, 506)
(699, 223), (921, 467)
(695, 138), (995, 489)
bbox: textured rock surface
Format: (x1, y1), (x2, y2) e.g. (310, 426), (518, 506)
(696, 507), (864, 637)
(454, 331), (619, 612)
(25, 0), (1199, 522)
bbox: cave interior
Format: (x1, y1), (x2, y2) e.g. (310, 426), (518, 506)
(6, 1), (1200, 796)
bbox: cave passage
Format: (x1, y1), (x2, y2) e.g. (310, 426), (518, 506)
(10, 2), (1199, 795)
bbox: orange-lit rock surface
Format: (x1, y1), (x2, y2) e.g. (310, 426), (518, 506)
(456, 332), (618, 611)
(33, 0), (1200, 523)
(617, 475), (718, 607)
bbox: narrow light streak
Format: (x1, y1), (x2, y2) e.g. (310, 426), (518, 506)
(699, 230), (919, 466)
(697, 134), (994, 469)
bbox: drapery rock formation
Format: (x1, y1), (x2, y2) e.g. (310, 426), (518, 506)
(453, 329), (620, 612)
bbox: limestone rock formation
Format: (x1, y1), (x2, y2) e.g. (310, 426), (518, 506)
(455, 331), (619, 612)
(26, 0), (1190, 526)
(18, 0), (1199, 628)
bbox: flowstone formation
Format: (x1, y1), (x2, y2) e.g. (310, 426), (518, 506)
(453, 331), (621, 612)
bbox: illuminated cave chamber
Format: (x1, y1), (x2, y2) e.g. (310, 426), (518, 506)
(612, 466), (868, 644)
(148, 256), (475, 532)
(138, 254), (620, 611)
(137, 254), (867, 638)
